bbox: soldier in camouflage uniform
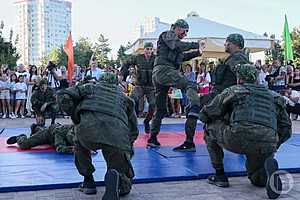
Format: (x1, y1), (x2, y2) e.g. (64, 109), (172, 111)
(57, 72), (138, 200)
(31, 78), (59, 125)
(121, 42), (156, 133)
(199, 64), (291, 199)
(174, 33), (251, 152)
(6, 123), (75, 154)
(148, 19), (206, 147)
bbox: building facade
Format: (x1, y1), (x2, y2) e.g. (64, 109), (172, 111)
(15, 0), (71, 65)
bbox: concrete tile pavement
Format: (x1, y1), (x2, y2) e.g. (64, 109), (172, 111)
(0, 118), (300, 199)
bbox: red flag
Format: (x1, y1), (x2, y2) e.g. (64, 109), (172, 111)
(64, 32), (74, 81)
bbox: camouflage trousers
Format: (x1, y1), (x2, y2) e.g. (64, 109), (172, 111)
(129, 85), (155, 122)
(204, 120), (275, 187)
(185, 91), (218, 143)
(17, 128), (54, 150)
(150, 65), (199, 136)
(74, 139), (134, 195)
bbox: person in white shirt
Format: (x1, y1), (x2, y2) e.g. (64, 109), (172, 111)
(258, 64), (269, 87)
(15, 64), (30, 82)
(0, 73), (14, 118)
(86, 59), (103, 81)
(284, 87), (300, 117)
(14, 75), (27, 118)
(46, 61), (62, 90)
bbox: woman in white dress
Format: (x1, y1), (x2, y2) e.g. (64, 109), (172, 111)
(26, 65), (38, 117)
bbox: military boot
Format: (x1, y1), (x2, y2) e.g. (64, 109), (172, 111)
(147, 135), (161, 148)
(102, 169), (120, 200)
(6, 134), (26, 145)
(265, 157), (282, 199)
(173, 141), (196, 152)
(78, 175), (97, 195)
(207, 174), (230, 188)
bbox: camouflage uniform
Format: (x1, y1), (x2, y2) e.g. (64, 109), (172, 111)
(175, 34), (250, 151)
(57, 72), (139, 197)
(199, 64), (291, 187)
(8, 124), (75, 154)
(121, 42), (156, 133)
(31, 79), (59, 125)
(149, 19), (202, 146)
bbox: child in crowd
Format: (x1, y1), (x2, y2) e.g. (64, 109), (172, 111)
(14, 75), (27, 118)
(0, 73), (14, 118)
(10, 73), (17, 116)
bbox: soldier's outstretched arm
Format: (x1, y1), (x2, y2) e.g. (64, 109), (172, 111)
(182, 50), (201, 61)
(162, 31), (199, 52)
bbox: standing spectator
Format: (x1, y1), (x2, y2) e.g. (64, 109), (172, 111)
(286, 65), (294, 86)
(207, 61), (216, 87)
(197, 63), (211, 94)
(46, 61), (62, 90)
(289, 67), (300, 90)
(0, 72), (14, 118)
(258, 64), (269, 87)
(86, 58), (103, 81)
(169, 87), (182, 118)
(15, 64), (30, 82)
(10, 73), (18, 116)
(59, 66), (69, 89)
(26, 65), (38, 117)
(14, 75), (27, 118)
(181, 64), (195, 114)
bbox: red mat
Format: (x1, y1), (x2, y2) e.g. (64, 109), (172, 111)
(0, 131), (204, 153)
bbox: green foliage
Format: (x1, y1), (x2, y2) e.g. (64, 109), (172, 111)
(116, 42), (133, 67)
(93, 34), (111, 68)
(73, 37), (93, 67)
(0, 21), (19, 69)
(291, 27), (300, 65)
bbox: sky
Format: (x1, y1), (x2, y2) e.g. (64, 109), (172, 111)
(0, 0), (299, 57)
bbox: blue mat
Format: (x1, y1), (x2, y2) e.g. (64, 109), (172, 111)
(0, 127), (300, 193)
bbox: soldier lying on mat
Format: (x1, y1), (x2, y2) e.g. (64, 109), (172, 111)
(6, 123), (75, 154)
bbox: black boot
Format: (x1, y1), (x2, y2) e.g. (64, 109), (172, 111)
(265, 157), (282, 199)
(78, 175), (97, 195)
(147, 135), (161, 148)
(207, 174), (229, 188)
(173, 141), (196, 152)
(102, 169), (120, 200)
(7, 134), (26, 145)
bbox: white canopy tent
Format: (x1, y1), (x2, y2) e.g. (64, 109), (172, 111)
(127, 14), (272, 58)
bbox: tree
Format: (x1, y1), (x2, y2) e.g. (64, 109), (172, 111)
(116, 42), (133, 67)
(48, 48), (60, 64)
(0, 21), (19, 69)
(264, 34), (284, 63)
(73, 37), (93, 67)
(93, 34), (111, 68)
(291, 27), (300, 65)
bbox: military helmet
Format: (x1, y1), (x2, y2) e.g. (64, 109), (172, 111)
(226, 33), (244, 49)
(173, 19), (189, 30)
(99, 72), (118, 84)
(144, 42), (153, 48)
(237, 64), (258, 83)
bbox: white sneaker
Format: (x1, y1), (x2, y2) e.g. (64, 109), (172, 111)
(2, 114), (7, 119)
(9, 114), (16, 119)
(21, 115), (25, 118)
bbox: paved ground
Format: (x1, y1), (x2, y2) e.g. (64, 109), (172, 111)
(0, 118), (300, 200)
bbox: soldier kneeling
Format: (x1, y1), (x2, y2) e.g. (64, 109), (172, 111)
(199, 64), (291, 199)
